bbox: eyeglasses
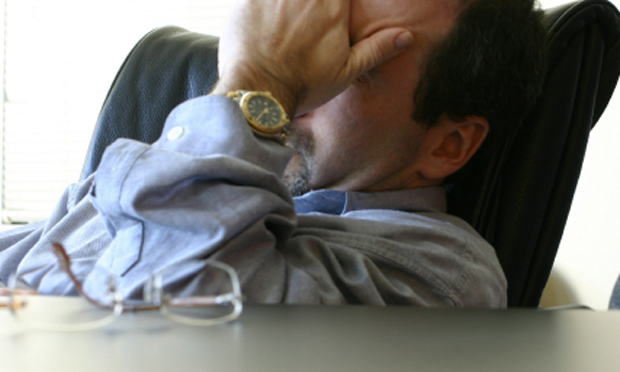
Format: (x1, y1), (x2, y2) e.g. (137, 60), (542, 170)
(0, 243), (243, 332)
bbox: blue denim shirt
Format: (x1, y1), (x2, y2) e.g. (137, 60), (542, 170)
(0, 95), (507, 306)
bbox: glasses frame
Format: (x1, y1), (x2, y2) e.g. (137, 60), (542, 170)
(1, 243), (243, 331)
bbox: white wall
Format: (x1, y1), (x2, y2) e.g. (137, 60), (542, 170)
(539, 0), (620, 309)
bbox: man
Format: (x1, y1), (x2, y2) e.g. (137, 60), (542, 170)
(0, 0), (546, 306)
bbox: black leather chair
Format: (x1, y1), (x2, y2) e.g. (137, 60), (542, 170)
(448, 0), (620, 307)
(80, 0), (620, 307)
(610, 275), (620, 309)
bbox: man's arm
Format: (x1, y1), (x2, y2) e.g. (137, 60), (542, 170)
(0, 0), (411, 297)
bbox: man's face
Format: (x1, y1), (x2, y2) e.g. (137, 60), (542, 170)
(284, 0), (462, 196)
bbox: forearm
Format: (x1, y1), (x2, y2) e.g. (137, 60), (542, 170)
(89, 95), (296, 298)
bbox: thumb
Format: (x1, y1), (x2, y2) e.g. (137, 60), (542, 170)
(345, 28), (414, 80)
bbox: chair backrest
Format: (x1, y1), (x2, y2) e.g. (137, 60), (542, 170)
(80, 0), (620, 307)
(610, 275), (620, 309)
(79, 26), (220, 179)
(448, 0), (620, 306)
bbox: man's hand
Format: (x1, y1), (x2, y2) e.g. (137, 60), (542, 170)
(212, 0), (413, 116)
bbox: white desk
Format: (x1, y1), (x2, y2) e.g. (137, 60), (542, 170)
(2, 298), (620, 372)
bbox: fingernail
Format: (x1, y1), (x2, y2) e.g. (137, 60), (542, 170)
(395, 31), (413, 49)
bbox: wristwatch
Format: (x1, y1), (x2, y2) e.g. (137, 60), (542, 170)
(226, 91), (290, 144)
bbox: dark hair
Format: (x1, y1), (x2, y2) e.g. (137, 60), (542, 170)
(413, 0), (548, 180)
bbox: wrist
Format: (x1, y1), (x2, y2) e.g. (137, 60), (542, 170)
(211, 65), (299, 117)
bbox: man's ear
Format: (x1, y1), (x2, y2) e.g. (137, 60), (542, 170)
(418, 115), (489, 181)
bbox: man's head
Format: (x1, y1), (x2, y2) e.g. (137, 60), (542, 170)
(284, 0), (547, 196)
(414, 0), (547, 183)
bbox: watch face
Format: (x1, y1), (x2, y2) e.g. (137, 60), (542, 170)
(245, 94), (284, 132)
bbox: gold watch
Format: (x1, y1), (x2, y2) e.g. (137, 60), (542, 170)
(226, 91), (290, 143)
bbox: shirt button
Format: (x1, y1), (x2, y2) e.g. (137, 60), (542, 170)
(167, 126), (185, 141)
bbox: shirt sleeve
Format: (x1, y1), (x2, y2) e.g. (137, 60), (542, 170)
(0, 173), (106, 289)
(88, 95), (300, 301)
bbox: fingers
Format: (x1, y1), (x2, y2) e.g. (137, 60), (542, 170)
(345, 28), (414, 81)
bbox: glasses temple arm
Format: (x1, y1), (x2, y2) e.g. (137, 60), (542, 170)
(51, 243), (113, 310)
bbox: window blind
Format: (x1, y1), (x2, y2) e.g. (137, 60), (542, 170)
(1, 0), (235, 223)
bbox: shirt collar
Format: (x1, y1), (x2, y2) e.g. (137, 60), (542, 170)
(293, 186), (447, 215)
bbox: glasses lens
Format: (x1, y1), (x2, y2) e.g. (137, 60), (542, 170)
(10, 267), (122, 331)
(152, 260), (242, 326)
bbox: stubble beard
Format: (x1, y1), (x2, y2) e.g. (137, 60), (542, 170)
(283, 128), (315, 197)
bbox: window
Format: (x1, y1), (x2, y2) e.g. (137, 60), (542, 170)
(1, 0), (234, 224)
